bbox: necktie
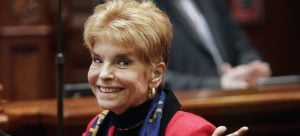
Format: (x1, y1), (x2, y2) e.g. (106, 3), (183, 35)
(174, 0), (224, 72)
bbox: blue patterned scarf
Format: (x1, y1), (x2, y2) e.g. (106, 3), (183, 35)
(87, 89), (166, 136)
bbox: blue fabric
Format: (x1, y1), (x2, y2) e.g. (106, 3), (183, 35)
(87, 89), (166, 136)
(139, 90), (166, 136)
(88, 110), (111, 136)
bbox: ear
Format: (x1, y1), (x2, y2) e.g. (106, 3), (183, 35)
(149, 62), (166, 88)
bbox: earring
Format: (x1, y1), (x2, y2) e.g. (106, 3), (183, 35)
(148, 88), (156, 99)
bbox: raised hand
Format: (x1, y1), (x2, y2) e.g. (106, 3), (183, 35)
(212, 126), (249, 136)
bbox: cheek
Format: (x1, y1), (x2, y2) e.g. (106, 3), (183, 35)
(123, 72), (150, 93)
(119, 73), (149, 106)
(87, 66), (98, 83)
(122, 70), (148, 83)
(134, 74), (151, 103)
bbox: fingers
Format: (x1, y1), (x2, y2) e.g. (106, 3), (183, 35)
(226, 126), (249, 136)
(248, 61), (271, 77)
(244, 62), (271, 86)
(212, 126), (227, 136)
(221, 65), (250, 89)
(220, 63), (232, 74)
(220, 60), (272, 89)
(212, 126), (249, 136)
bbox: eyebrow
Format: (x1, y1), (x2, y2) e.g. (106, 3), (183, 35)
(91, 51), (134, 58)
(91, 51), (100, 57)
(116, 53), (134, 58)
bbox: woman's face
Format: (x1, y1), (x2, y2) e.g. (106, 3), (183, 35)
(88, 40), (154, 115)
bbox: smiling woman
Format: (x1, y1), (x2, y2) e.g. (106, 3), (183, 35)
(88, 40), (153, 115)
(80, 0), (245, 136)
(81, 0), (216, 136)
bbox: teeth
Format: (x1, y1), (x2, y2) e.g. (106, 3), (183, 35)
(99, 87), (121, 93)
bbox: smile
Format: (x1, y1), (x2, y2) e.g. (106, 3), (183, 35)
(98, 86), (123, 93)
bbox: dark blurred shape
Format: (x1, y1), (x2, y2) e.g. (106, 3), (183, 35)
(64, 83), (92, 97)
(257, 75), (300, 86)
(0, 130), (10, 136)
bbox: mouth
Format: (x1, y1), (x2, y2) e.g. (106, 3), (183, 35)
(98, 86), (123, 93)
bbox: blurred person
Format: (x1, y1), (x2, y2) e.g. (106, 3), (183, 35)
(82, 0), (248, 135)
(154, 0), (271, 90)
(0, 130), (10, 136)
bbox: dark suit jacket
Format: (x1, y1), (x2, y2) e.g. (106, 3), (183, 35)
(154, 0), (263, 90)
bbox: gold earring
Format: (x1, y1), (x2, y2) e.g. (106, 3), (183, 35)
(148, 88), (156, 99)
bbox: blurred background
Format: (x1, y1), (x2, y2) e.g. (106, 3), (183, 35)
(0, 0), (299, 100)
(0, 0), (299, 135)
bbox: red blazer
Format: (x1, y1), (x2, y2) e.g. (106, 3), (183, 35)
(164, 111), (215, 136)
(82, 111), (215, 136)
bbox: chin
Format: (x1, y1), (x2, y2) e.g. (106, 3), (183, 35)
(96, 99), (121, 112)
(99, 103), (128, 115)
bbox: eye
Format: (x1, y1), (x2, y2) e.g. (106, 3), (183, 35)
(92, 57), (103, 64)
(116, 58), (131, 68)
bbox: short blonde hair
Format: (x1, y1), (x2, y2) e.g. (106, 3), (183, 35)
(83, 0), (173, 67)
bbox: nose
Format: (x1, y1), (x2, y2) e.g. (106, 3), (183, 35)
(98, 64), (115, 80)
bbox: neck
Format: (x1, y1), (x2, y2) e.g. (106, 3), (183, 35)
(111, 100), (151, 130)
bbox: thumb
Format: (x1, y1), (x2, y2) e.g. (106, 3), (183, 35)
(220, 63), (232, 74)
(212, 126), (227, 136)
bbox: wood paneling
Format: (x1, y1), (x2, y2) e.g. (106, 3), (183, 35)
(0, 0), (52, 26)
(0, 0), (55, 100)
(62, 0), (300, 84)
(0, 36), (56, 100)
(230, 0), (300, 76)
(2, 84), (300, 135)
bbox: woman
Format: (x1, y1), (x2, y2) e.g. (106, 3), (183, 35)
(82, 0), (247, 135)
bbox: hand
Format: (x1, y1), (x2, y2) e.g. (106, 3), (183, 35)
(220, 64), (251, 89)
(220, 60), (271, 89)
(212, 126), (249, 136)
(245, 60), (271, 85)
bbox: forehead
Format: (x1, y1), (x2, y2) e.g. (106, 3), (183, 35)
(92, 38), (148, 64)
(92, 40), (135, 56)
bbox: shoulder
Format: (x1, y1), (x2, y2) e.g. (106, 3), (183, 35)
(82, 110), (110, 136)
(82, 115), (99, 136)
(165, 111), (215, 136)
